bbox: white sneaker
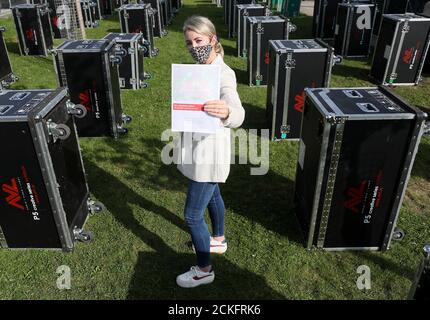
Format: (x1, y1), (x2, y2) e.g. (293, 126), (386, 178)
(176, 266), (215, 288)
(190, 237), (228, 254)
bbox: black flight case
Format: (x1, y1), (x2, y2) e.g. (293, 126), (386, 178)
(0, 88), (104, 251)
(146, 0), (168, 37)
(370, 13), (430, 86)
(230, 0), (256, 38)
(52, 39), (132, 138)
(313, 0), (372, 39)
(12, 3), (53, 56)
(266, 39), (341, 141)
(371, 0), (410, 51)
(409, 245), (430, 300)
(0, 26), (18, 90)
(294, 86), (427, 251)
(333, 2), (376, 57)
(103, 32), (151, 89)
(119, 3), (159, 57)
(80, 0), (100, 28)
(247, 15), (296, 86)
(236, 3), (267, 57)
(225, 0), (254, 36)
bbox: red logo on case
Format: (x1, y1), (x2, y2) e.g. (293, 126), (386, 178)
(294, 91), (305, 113)
(2, 178), (24, 211)
(264, 51), (270, 65)
(25, 29), (34, 42)
(344, 181), (367, 214)
(79, 91), (92, 112)
(403, 47), (414, 64)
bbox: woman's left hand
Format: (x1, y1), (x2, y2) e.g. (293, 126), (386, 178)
(204, 100), (230, 120)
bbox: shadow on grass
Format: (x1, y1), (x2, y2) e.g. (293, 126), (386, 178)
(127, 251), (287, 299)
(231, 66), (247, 85)
(85, 159), (188, 234)
(84, 160), (286, 299)
(241, 103), (268, 130)
(331, 63), (372, 83)
(5, 41), (20, 54)
(106, 28), (122, 33)
(412, 138), (430, 181)
(83, 135), (303, 245)
(353, 251), (415, 279)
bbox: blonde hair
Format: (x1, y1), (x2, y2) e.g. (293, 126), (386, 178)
(183, 15), (224, 57)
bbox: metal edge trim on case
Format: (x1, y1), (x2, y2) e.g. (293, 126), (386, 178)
(317, 120), (345, 249)
(37, 7), (48, 56)
(306, 114), (331, 249)
(343, 5), (352, 57)
(103, 48), (119, 138)
(29, 107), (74, 250)
(325, 44), (334, 87)
(15, 8), (27, 55)
(322, 247), (380, 251)
(0, 224), (7, 248)
(256, 21), (262, 85)
(382, 118), (427, 251)
(281, 50), (293, 133)
(415, 31), (430, 85)
(319, 88), (345, 115)
(380, 20), (400, 84)
(130, 42), (137, 89)
(249, 21), (253, 86)
(390, 21), (409, 84)
(271, 51), (279, 140)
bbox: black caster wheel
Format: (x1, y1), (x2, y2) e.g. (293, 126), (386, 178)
(119, 127), (129, 135)
(392, 228), (405, 241)
(79, 231), (93, 243)
(144, 73), (152, 80)
(122, 114), (133, 124)
(142, 83), (149, 89)
(73, 228), (94, 243)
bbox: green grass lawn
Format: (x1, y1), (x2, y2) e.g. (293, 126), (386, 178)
(0, 0), (429, 300)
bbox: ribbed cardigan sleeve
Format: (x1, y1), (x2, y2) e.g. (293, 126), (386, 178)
(220, 68), (245, 129)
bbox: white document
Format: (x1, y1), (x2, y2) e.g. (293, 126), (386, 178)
(171, 64), (221, 134)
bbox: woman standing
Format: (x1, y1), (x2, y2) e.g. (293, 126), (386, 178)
(176, 15), (245, 288)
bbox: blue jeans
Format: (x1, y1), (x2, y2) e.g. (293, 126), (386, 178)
(184, 179), (225, 268)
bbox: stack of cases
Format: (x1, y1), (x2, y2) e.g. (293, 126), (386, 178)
(0, 88), (103, 251)
(0, 27), (18, 90)
(146, 0), (167, 38)
(12, 3), (53, 56)
(247, 16), (296, 86)
(103, 33), (151, 90)
(333, 2), (376, 57)
(119, 3), (159, 57)
(294, 86), (427, 250)
(266, 39), (341, 141)
(370, 13), (430, 86)
(80, 0), (100, 28)
(236, 3), (267, 57)
(225, 0), (254, 37)
(371, 0), (410, 50)
(53, 39), (132, 138)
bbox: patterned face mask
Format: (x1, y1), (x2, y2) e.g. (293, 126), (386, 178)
(189, 44), (213, 64)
